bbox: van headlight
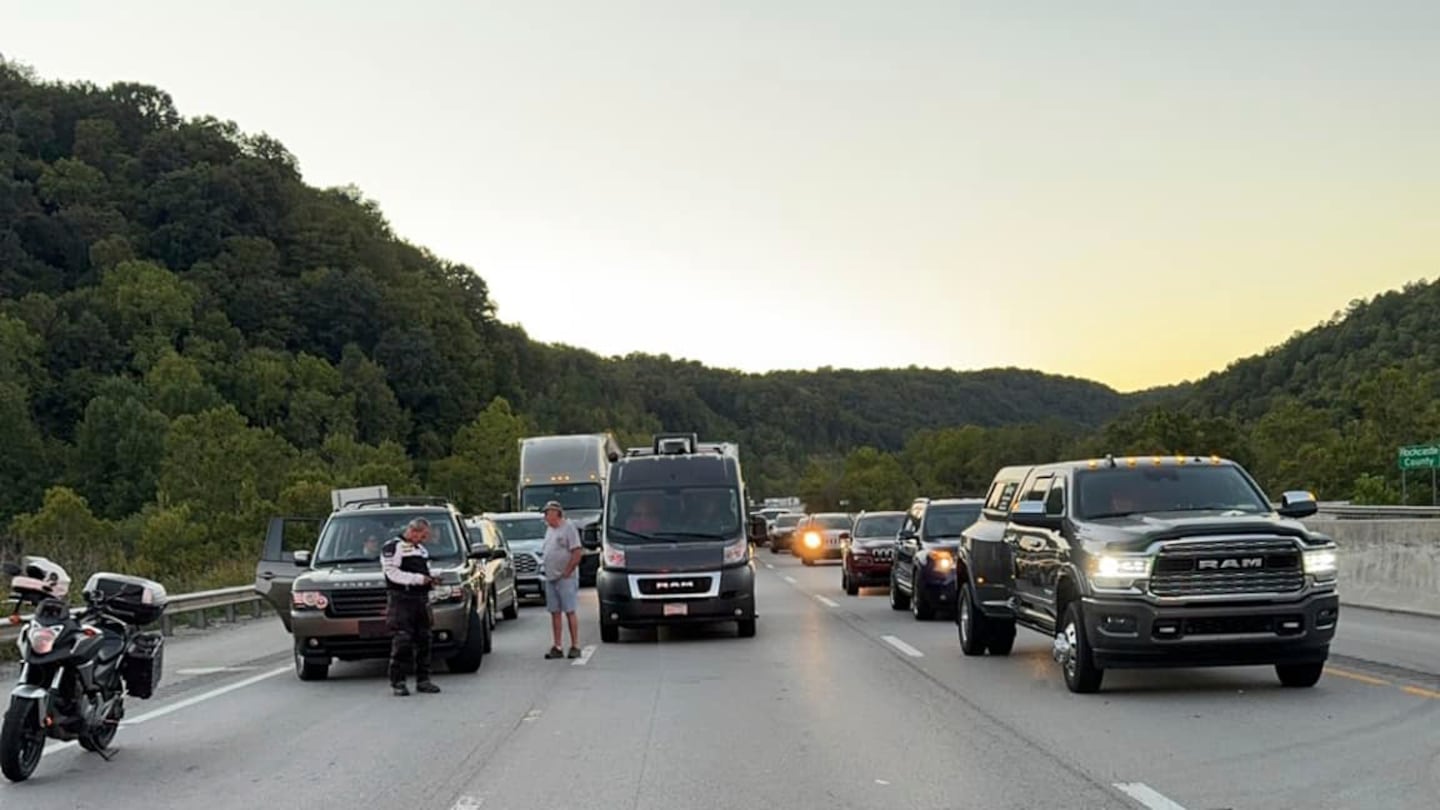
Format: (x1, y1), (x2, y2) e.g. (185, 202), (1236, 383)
(603, 544), (626, 569)
(723, 537), (750, 564)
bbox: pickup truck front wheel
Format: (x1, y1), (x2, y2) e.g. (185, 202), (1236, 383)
(1055, 602), (1103, 693)
(957, 583), (987, 656)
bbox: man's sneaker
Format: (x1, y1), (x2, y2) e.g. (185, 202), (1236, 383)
(567, 646), (582, 659)
(545, 647), (564, 659)
(392, 683), (410, 697)
(416, 681), (441, 694)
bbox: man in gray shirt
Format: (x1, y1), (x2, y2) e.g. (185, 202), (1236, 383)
(540, 500), (584, 659)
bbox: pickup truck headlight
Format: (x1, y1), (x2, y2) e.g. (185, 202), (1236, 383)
(723, 537), (749, 564)
(928, 550), (954, 572)
(1303, 549), (1337, 581)
(1091, 554), (1152, 590)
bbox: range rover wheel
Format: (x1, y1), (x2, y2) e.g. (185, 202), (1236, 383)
(600, 620), (619, 643)
(737, 618), (756, 638)
(1056, 602), (1103, 693)
(1276, 662), (1324, 688)
(957, 583), (987, 656)
(448, 608), (486, 673)
(294, 640), (330, 681)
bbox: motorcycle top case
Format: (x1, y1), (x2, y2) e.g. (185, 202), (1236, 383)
(84, 573), (169, 626)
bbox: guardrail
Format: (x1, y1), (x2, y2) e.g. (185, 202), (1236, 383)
(0, 585), (267, 644)
(1315, 504), (1440, 519)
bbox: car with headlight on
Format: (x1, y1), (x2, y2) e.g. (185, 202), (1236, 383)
(953, 455), (1339, 694)
(793, 512), (854, 565)
(841, 510), (905, 595)
(889, 497), (982, 619)
(254, 495), (497, 681)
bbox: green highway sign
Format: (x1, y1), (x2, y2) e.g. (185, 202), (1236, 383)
(1397, 444), (1440, 470)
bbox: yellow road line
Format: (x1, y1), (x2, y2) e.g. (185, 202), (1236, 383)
(1400, 685), (1440, 700)
(1325, 666), (1391, 687)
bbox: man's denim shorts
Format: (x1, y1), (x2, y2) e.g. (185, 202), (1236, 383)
(543, 576), (580, 614)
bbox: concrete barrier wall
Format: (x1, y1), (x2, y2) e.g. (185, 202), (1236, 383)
(1304, 517), (1440, 618)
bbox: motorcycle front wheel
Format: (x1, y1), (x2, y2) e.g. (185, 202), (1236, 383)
(0, 697), (47, 782)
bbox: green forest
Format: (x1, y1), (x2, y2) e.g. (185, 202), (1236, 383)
(1, 58), (1433, 593)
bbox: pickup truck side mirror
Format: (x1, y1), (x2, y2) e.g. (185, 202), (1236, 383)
(581, 526), (601, 550)
(747, 515), (768, 543)
(1010, 501), (1062, 530)
(898, 530), (918, 543)
(468, 543), (494, 561)
(1278, 490), (1318, 518)
(293, 550), (312, 567)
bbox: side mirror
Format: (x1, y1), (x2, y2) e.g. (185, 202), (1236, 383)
(1010, 501), (1062, 530)
(747, 515), (768, 542)
(468, 543), (493, 560)
(293, 550), (312, 567)
(581, 526), (601, 550)
(501, 494), (514, 512)
(898, 530), (917, 543)
(1278, 490), (1318, 518)
(1, 562), (21, 577)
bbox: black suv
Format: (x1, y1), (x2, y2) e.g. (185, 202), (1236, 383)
(888, 497), (983, 620)
(954, 456), (1339, 693)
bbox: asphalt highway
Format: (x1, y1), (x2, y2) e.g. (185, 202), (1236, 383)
(1, 554), (1434, 809)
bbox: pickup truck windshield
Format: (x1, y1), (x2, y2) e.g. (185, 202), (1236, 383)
(1075, 466), (1270, 519)
(608, 487), (741, 541)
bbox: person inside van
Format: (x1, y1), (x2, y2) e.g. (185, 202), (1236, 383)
(625, 496), (662, 533)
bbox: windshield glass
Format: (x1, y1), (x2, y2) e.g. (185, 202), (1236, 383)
(521, 483), (603, 512)
(1075, 466), (1269, 519)
(313, 511), (462, 565)
(607, 487), (741, 542)
(493, 517), (547, 542)
(814, 514), (853, 530)
(775, 514), (802, 529)
(923, 506), (981, 539)
(854, 513), (904, 537)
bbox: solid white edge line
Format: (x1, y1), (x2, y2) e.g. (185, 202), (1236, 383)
(571, 644), (597, 666)
(42, 664), (290, 758)
(815, 595), (840, 608)
(881, 635), (924, 657)
(783, 576), (797, 584)
(1113, 782), (1189, 810)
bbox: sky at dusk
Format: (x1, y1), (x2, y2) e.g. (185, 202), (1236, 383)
(5, 0), (1436, 391)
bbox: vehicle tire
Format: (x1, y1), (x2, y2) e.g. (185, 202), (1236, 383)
(503, 588), (519, 621)
(889, 571), (910, 611)
(481, 599), (495, 654)
(737, 618), (757, 638)
(486, 590), (498, 631)
(986, 622), (1017, 656)
(1276, 662), (1324, 688)
(843, 569), (859, 596)
(600, 620), (620, 643)
(1057, 601), (1103, 693)
(911, 568), (935, 621)
(802, 557), (815, 566)
(79, 696), (122, 753)
(957, 582), (987, 656)
(448, 607), (486, 673)
(770, 543), (781, 554)
(0, 697), (45, 782)
(294, 640), (330, 681)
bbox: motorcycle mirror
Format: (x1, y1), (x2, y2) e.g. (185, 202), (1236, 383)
(0, 562), (20, 576)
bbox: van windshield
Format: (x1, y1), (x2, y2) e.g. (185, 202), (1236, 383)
(608, 487), (741, 542)
(313, 512), (462, 565)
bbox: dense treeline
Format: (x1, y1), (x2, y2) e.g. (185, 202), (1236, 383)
(1, 58), (1430, 592)
(0, 59), (1136, 589)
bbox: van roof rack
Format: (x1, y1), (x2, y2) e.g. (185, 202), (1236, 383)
(338, 496), (453, 511)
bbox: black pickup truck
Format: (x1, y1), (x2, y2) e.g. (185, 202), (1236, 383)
(954, 455), (1340, 693)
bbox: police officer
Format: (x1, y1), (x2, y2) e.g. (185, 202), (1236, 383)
(381, 517), (441, 696)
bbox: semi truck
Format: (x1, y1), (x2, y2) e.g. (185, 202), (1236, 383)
(511, 433), (622, 586)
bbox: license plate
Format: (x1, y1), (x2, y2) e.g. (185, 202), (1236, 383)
(358, 620), (389, 638)
(663, 603), (688, 617)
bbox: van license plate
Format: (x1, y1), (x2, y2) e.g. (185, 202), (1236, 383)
(664, 603), (687, 616)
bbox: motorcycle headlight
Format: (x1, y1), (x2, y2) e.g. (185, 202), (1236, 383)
(29, 626), (58, 655)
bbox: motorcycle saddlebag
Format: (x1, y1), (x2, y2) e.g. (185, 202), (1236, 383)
(122, 631), (164, 700)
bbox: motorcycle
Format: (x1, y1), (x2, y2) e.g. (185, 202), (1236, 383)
(0, 555), (168, 782)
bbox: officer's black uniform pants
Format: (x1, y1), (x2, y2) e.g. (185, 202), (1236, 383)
(387, 592), (433, 684)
